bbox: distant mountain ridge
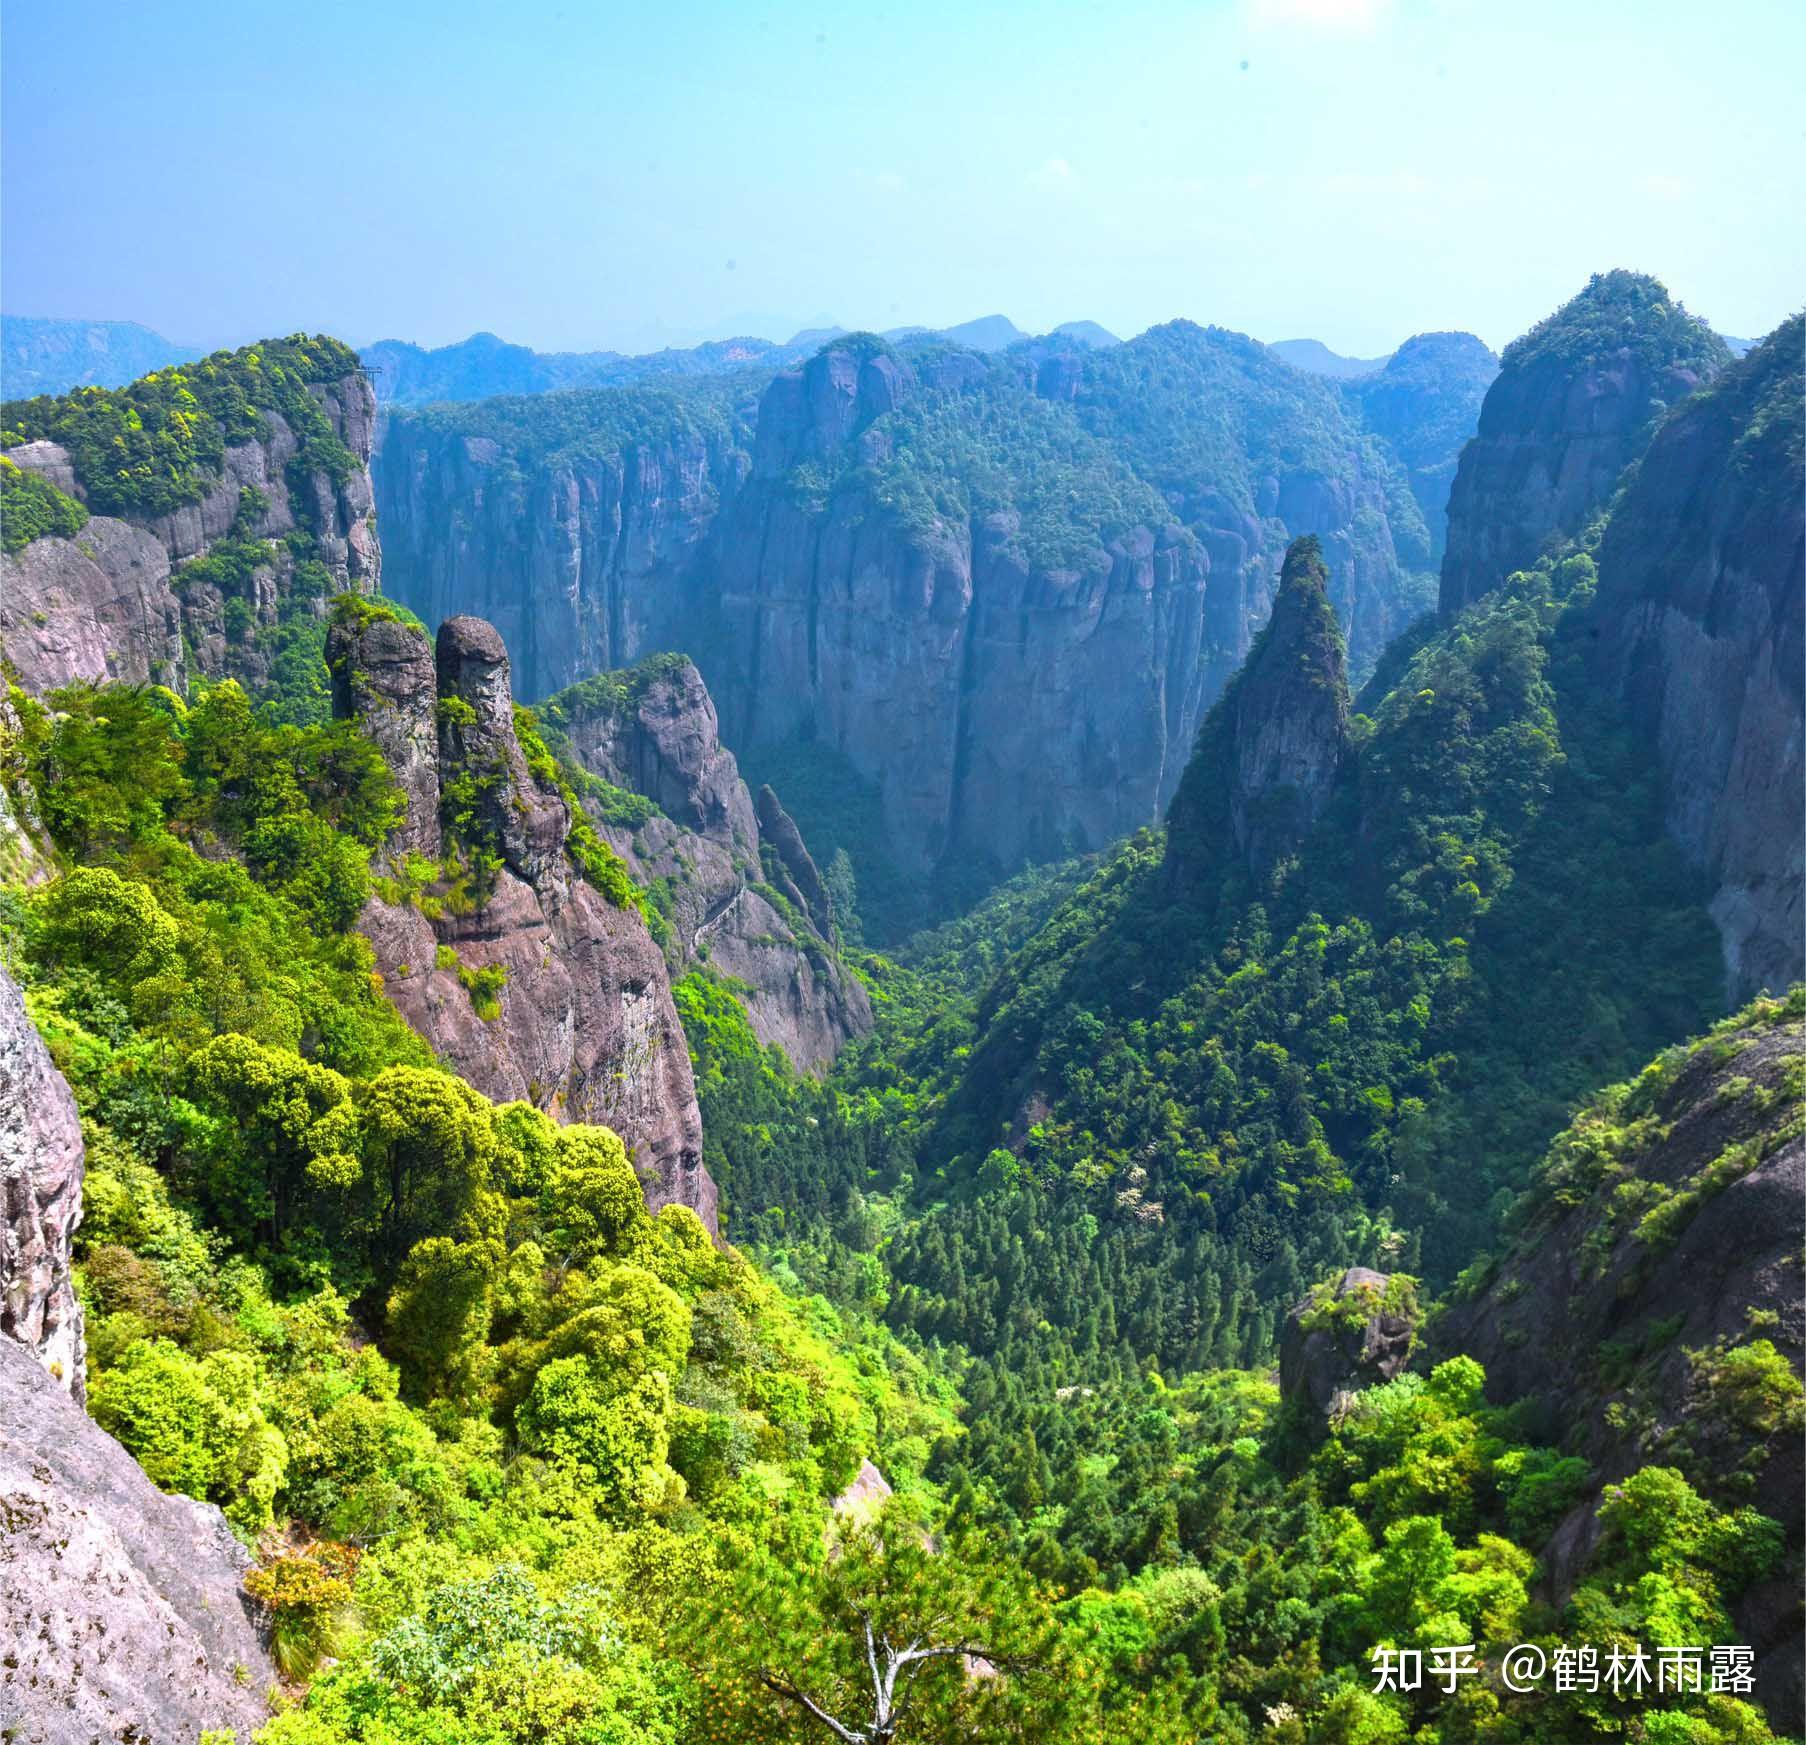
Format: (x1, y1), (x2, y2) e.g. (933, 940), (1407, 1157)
(1, 315), (202, 398)
(1267, 336), (1391, 377)
(360, 314), (1122, 404)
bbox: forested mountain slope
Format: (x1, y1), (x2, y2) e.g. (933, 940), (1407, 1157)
(1436, 993), (1804, 1722)
(0, 296), (1799, 1745)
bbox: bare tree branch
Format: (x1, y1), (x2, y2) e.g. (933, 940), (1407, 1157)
(760, 1670), (871, 1745)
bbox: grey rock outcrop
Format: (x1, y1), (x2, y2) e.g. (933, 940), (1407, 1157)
(331, 612), (717, 1229)
(1, 364), (380, 701)
(0, 511), (184, 692)
(1440, 271), (1729, 616)
(0, 1335), (277, 1744)
(1587, 317), (1804, 1001)
(542, 656), (872, 1069)
(1278, 1267), (1418, 1424)
(1165, 536), (1351, 890)
(0, 969), (84, 1400)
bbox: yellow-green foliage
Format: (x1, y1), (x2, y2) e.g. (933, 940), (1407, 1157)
(0, 451), (88, 550)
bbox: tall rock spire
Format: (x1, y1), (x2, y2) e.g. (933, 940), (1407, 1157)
(1165, 535), (1350, 892)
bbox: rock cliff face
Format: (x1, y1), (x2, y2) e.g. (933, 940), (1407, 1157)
(0, 970), (85, 1401)
(1440, 271), (1729, 616)
(373, 394), (748, 697)
(375, 327), (1431, 889)
(0, 353), (380, 700)
(0, 1336), (277, 1745)
(329, 611), (717, 1229)
(1345, 331), (1499, 565)
(1164, 536), (1351, 891)
(1, 967), (277, 1741)
(1433, 996), (1804, 1728)
(539, 656), (871, 1069)
(1587, 317), (1804, 1001)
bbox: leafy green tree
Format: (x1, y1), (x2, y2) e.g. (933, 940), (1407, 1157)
(385, 1236), (503, 1405)
(186, 1032), (357, 1249)
(515, 1360), (679, 1516)
(356, 1067), (500, 1275)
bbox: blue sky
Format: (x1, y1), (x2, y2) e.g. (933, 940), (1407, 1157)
(4, 0), (1800, 356)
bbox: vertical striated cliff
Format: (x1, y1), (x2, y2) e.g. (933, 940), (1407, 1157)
(1, 337), (381, 702)
(539, 655), (872, 1069)
(374, 327), (1431, 895)
(1587, 316), (1804, 1000)
(372, 385), (750, 698)
(1440, 272), (1729, 616)
(330, 609), (717, 1229)
(1165, 535), (1351, 892)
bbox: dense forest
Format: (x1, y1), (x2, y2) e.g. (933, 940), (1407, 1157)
(0, 284), (1799, 1745)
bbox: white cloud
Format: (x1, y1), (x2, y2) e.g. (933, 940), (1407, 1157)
(874, 170), (907, 192)
(1028, 156), (1076, 191)
(1247, 0), (1395, 31)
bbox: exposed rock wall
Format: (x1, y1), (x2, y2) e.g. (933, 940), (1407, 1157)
(542, 656), (872, 1068)
(0, 370), (380, 699)
(1278, 1267), (1418, 1425)
(1587, 318), (1804, 1000)
(0, 1336), (277, 1745)
(375, 330), (1429, 884)
(0, 969), (84, 1401)
(373, 410), (744, 696)
(1, 971), (277, 1741)
(708, 476), (1210, 875)
(329, 612), (717, 1229)
(1440, 272), (1729, 616)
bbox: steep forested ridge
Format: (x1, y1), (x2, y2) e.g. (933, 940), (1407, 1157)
(1440, 271), (1729, 615)
(1344, 331), (1500, 564)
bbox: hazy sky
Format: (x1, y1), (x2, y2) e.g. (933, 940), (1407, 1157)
(4, 0), (1800, 357)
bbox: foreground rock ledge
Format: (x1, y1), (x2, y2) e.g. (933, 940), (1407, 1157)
(0, 1335), (277, 1744)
